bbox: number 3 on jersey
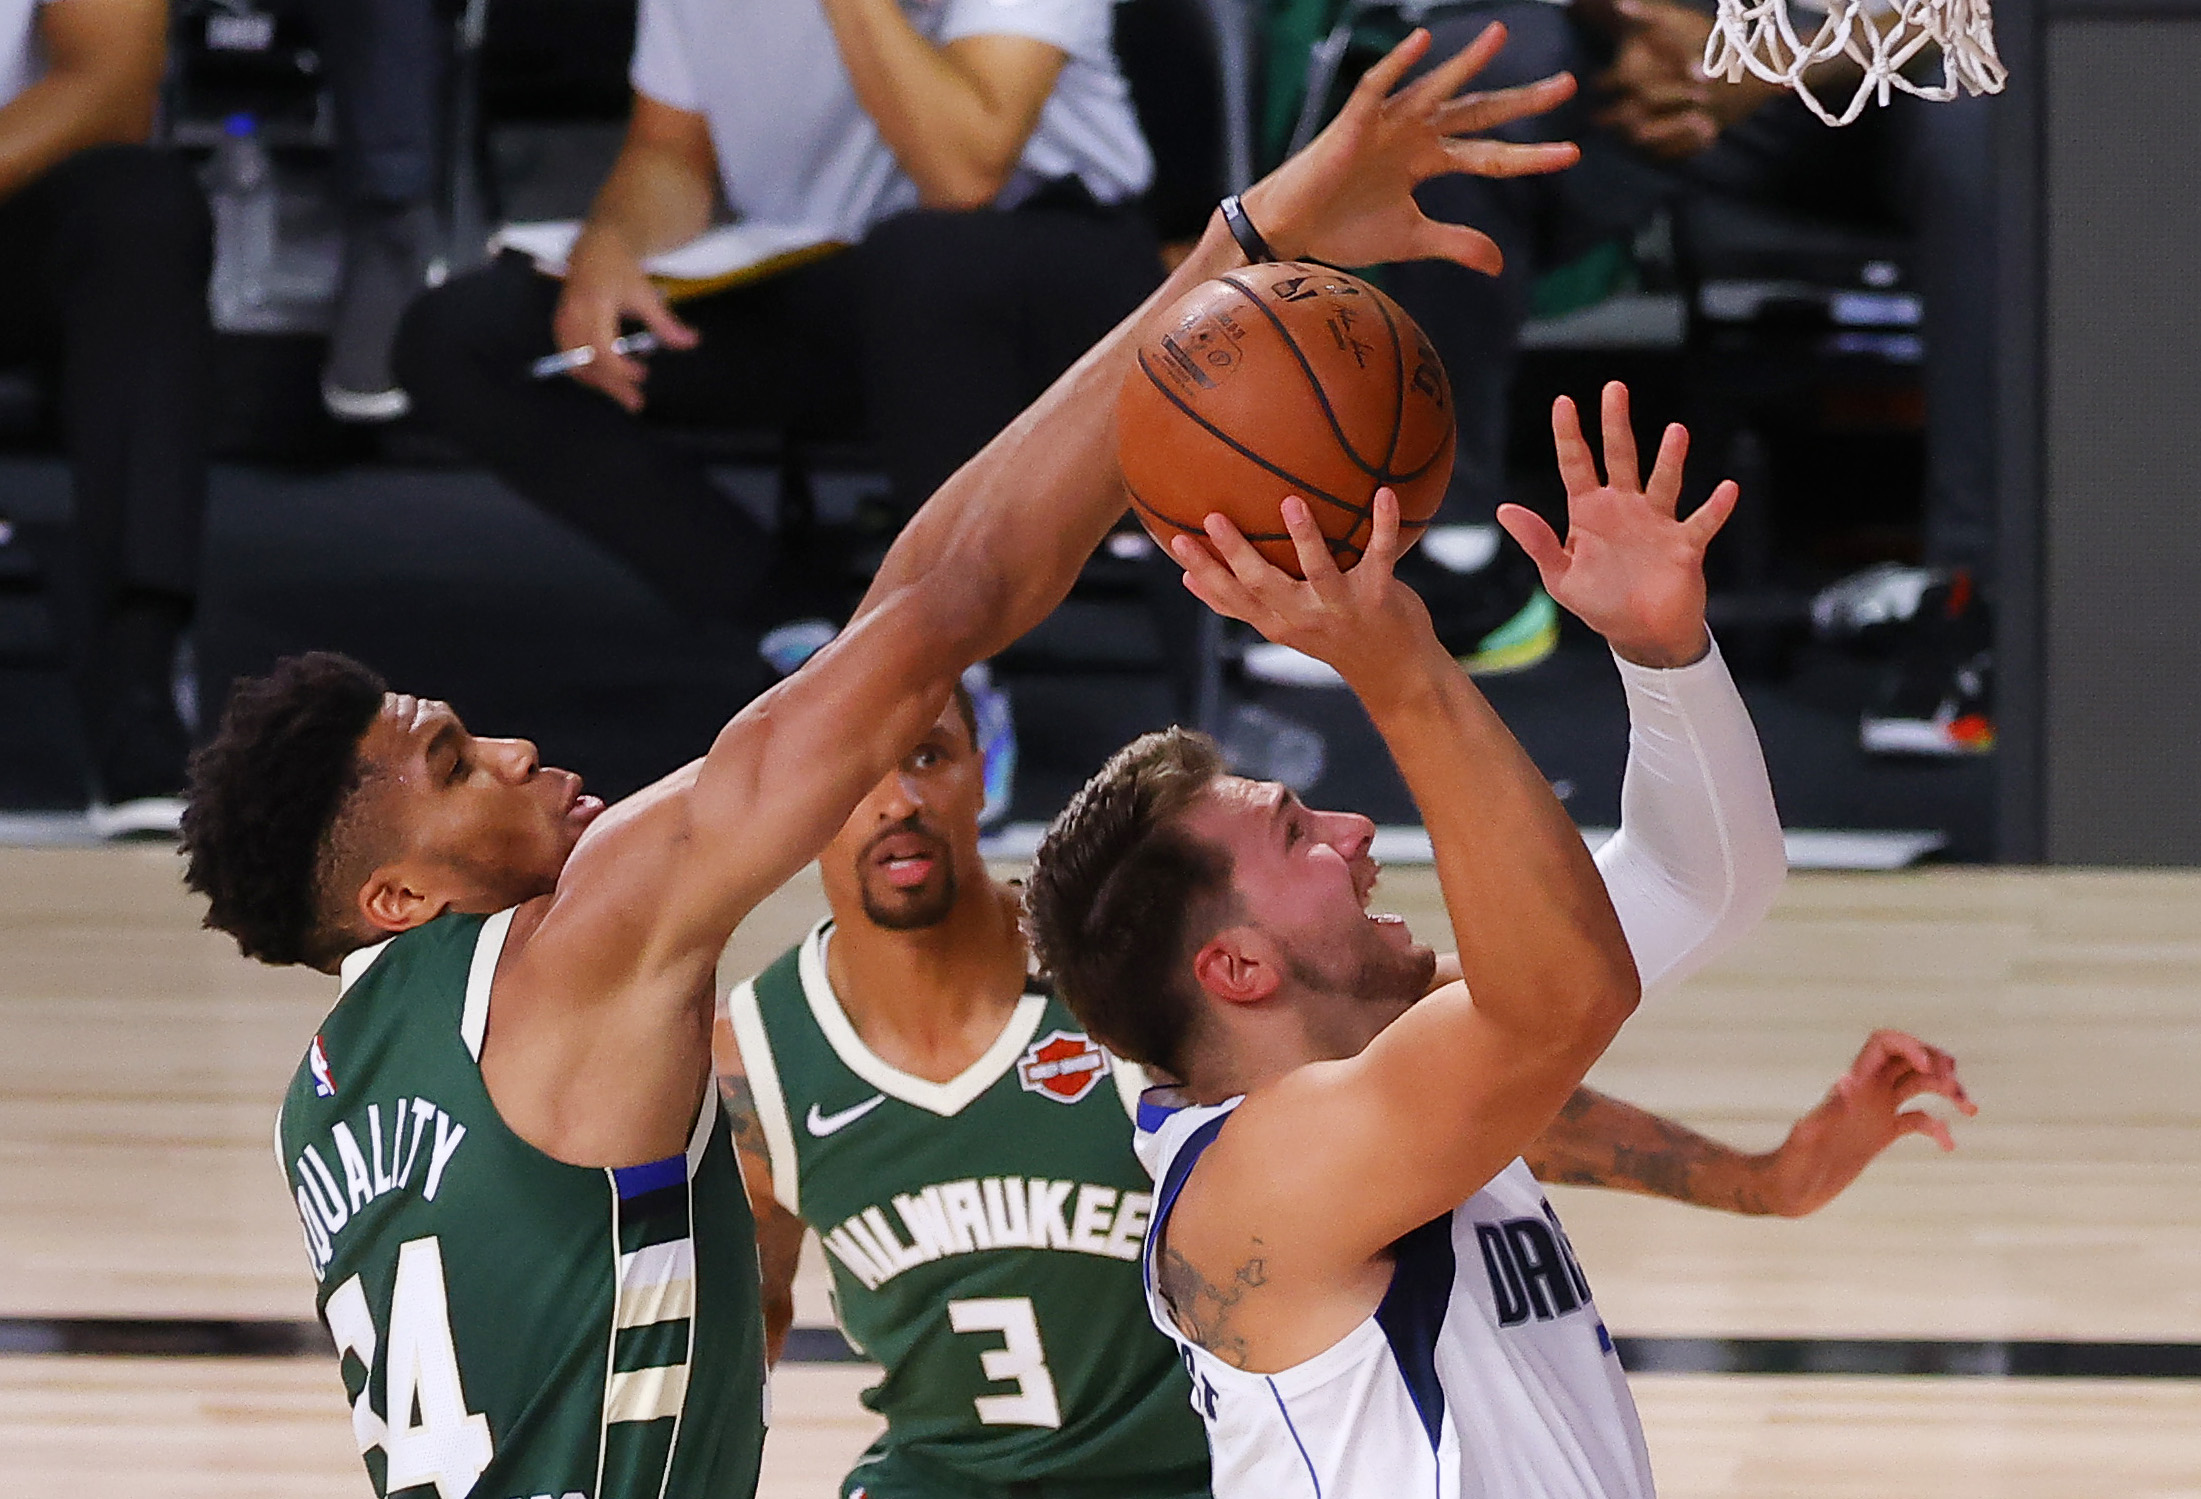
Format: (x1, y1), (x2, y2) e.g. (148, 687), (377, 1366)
(324, 1236), (494, 1499)
(948, 1296), (1062, 1428)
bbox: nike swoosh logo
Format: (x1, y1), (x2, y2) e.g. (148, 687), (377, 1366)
(806, 1095), (886, 1137)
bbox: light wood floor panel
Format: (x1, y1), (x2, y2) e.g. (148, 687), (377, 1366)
(6, 1361), (2193, 1499)
(4, 853), (2198, 1346)
(1632, 1375), (2201, 1498)
(0, 1358), (362, 1498)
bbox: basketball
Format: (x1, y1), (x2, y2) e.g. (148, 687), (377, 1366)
(1116, 261), (1455, 577)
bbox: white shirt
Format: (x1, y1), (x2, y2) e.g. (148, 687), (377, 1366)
(1137, 638), (1787, 1499)
(0, 0), (47, 112)
(629, 0), (1153, 244)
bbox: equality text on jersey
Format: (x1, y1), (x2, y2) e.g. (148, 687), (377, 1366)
(290, 1096), (470, 1280)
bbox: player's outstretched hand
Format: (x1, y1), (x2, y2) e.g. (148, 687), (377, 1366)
(1495, 380), (1737, 669)
(1243, 23), (1581, 275)
(1762, 1029), (1978, 1218)
(1170, 490), (1437, 705)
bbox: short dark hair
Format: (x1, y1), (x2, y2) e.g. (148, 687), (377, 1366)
(181, 652), (388, 970)
(1025, 728), (1231, 1075)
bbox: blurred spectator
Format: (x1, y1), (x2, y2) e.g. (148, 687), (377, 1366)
(306, 0), (452, 421)
(0, 0), (213, 832)
(1283, 0), (1993, 750)
(397, 0), (1159, 651)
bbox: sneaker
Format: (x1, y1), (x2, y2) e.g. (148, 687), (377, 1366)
(87, 795), (186, 840)
(1397, 523), (1560, 675)
(89, 695), (190, 839)
(1858, 571), (1995, 757)
(758, 617), (839, 677)
(1463, 589), (1560, 675)
(1811, 562), (1947, 649)
(322, 202), (436, 423)
(1860, 650), (1996, 755)
(88, 606), (193, 821)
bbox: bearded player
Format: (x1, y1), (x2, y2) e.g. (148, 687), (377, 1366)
(718, 651), (1970, 1499)
(1026, 385), (1845, 1498)
(716, 681), (1209, 1499)
(177, 28), (1582, 1499)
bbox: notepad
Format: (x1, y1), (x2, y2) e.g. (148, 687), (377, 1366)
(488, 221), (847, 300)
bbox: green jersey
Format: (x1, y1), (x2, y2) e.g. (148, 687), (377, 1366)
(277, 909), (766, 1499)
(727, 921), (1209, 1499)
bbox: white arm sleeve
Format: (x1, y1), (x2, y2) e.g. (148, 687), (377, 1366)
(1593, 635), (1787, 997)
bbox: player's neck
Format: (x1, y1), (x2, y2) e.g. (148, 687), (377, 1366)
(825, 880), (1030, 1084)
(1181, 985), (1401, 1105)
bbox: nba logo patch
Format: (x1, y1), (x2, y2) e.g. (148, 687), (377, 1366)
(307, 1035), (337, 1099)
(1016, 1030), (1107, 1105)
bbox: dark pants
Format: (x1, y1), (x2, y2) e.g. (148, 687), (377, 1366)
(0, 145), (213, 784)
(395, 202), (1162, 629)
(306, 0), (448, 208)
(1385, 3), (1996, 575)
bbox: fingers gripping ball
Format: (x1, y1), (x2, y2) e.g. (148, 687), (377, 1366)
(1118, 263), (1455, 578)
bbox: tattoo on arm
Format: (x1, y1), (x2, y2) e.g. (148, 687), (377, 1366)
(1157, 1239), (1268, 1369)
(720, 1070), (766, 1153)
(718, 1070), (781, 1199)
(1526, 1087), (1776, 1215)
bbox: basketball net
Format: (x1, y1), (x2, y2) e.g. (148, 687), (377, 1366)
(1702, 0), (2008, 127)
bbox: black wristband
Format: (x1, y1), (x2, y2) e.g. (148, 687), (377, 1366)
(1218, 194), (1276, 264)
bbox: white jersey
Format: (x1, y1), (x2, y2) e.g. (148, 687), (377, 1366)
(1136, 1097), (1653, 1499)
(1126, 638), (1789, 1499)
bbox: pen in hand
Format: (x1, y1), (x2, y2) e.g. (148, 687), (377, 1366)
(530, 331), (664, 380)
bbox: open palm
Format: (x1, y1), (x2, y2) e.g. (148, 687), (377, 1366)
(1243, 23), (1582, 274)
(1495, 381), (1737, 668)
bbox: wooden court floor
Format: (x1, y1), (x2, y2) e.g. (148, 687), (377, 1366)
(2, 847), (2197, 1496)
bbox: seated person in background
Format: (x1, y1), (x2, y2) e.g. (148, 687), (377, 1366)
(0, 0), (213, 834)
(719, 673), (1969, 1499)
(397, 0), (1162, 658)
(1299, 0), (1993, 753)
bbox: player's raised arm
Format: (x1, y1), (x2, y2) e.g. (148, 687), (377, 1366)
(533, 25), (1586, 989)
(1168, 492), (1640, 1263)
(1416, 380), (1783, 1000)
(1497, 382), (1785, 992)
